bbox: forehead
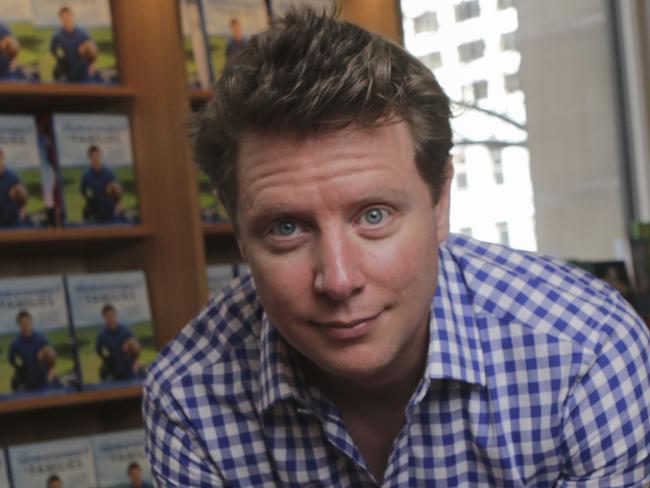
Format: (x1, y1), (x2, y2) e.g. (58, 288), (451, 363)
(237, 122), (418, 190)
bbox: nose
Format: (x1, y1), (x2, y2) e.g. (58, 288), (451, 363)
(313, 228), (365, 301)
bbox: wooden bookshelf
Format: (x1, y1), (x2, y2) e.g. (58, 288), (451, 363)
(0, 385), (142, 415)
(0, 0), (401, 447)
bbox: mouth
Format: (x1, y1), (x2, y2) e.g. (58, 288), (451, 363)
(311, 309), (385, 340)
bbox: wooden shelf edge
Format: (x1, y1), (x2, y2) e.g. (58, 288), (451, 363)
(0, 82), (138, 99)
(203, 222), (235, 236)
(189, 88), (213, 102)
(0, 224), (155, 244)
(0, 385), (143, 415)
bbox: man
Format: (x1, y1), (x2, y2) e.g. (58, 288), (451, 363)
(96, 304), (139, 381)
(50, 6), (97, 82)
(0, 146), (31, 227)
(46, 474), (62, 488)
(0, 21), (25, 80)
(126, 462), (153, 488)
(225, 18), (247, 59)
(8, 310), (53, 391)
(144, 9), (650, 486)
(80, 145), (122, 223)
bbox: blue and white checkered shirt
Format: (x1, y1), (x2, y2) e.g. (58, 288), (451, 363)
(144, 235), (650, 487)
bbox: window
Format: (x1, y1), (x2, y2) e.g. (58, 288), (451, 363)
(413, 10), (438, 34)
(491, 149), (504, 184)
(497, 0), (514, 9)
(496, 222), (510, 245)
(458, 40), (486, 63)
(455, 0), (481, 22)
(419, 51), (442, 70)
(455, 153), (468, 189)
(500, 32), (516, 51)
(504, 72), (520, 93)
(460, 227), (473, 237)
(473, 80), (488, 100)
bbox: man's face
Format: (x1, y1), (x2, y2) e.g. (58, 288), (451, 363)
(59, 11), (74, 32)
(236, 122), (452, 382)
(230, 20), (243, 41)
(128, 466), (142, 486)
(18, 316), (33, 337)
(103, 309), (117, 329)
(89, 150), (102, 171)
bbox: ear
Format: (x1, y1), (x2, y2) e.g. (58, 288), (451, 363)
(434, 158), (454, 243)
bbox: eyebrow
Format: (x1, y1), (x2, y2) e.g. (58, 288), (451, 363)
(246, 187), (412, 228)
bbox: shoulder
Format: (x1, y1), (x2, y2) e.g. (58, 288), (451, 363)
(0, 23), (10, 38)
(145, 273), (263, 399)
(33, 331), (49, 344)
(442, 235), (643, 353)
(75, 27), (90, 39)
(51, 29), (64, 41)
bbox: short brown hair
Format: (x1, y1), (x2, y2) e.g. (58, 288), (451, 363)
(194, 8), (452, 226)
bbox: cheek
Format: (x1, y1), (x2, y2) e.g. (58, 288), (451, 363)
(248, 248), (314, 316)
(362, 224), (438, 293)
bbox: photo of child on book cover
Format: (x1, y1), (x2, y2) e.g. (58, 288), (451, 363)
(9, 437), (97, 487)
(0, 275), (78, 398)
(0, 0), (40, 81)
(32, 0), (117, 83)
(66, 271), (155, 389)
(201, 0), (269, 79)
(0, 115), (55, 229)
(52, 113), (139, 227)
(92, 429), (154, 488)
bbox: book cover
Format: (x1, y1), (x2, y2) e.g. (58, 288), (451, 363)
(8, 437), (97, 487)
(91, 429), (154, 488)
(201, 0), (269, 80)
(0, 448), (10, 488)
(31, 0), (117, 83)
(198, 170), (230, 222)
(0, 275), (78, 398)
(0, 0), (39, 81)
(270, 0), (332, 18)
(179, 0), (211, 89)
(52, 113), (139, 227)
(206, 264), (235, 297)
(0, 115), (56, 229)
(66, 271), (155, 388)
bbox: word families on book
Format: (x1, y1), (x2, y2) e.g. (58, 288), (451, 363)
(0, 0), (118, 84)
(0, 270), (154, 402)
(4, 429), (153, 488)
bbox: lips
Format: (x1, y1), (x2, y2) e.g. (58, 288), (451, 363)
(310, 309), (385, 340)
(317, 311), (383, 329)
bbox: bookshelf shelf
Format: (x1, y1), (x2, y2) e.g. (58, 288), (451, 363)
(203, 222), (235, 235)
(189, 88), (213, 103)
(0, 385), (142, 415)
(0, 83), (138, 112)
(0, 226), (155, 258)
(0, 82), (137, 99)
(0, 225), (154, 243)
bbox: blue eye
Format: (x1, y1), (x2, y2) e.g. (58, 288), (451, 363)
(273, 220), (298, 236)
(362, 208), (388, 225)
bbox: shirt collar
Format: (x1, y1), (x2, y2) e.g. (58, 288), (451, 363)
(258, 315), (309, 413)
(426, 244), (487, 387)
(257, 243), (487, 413)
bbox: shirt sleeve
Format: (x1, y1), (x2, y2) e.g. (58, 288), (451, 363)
(558, 300), (650, 486)
(143, 382), (227, 487)
(8, 340), (17, 367)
